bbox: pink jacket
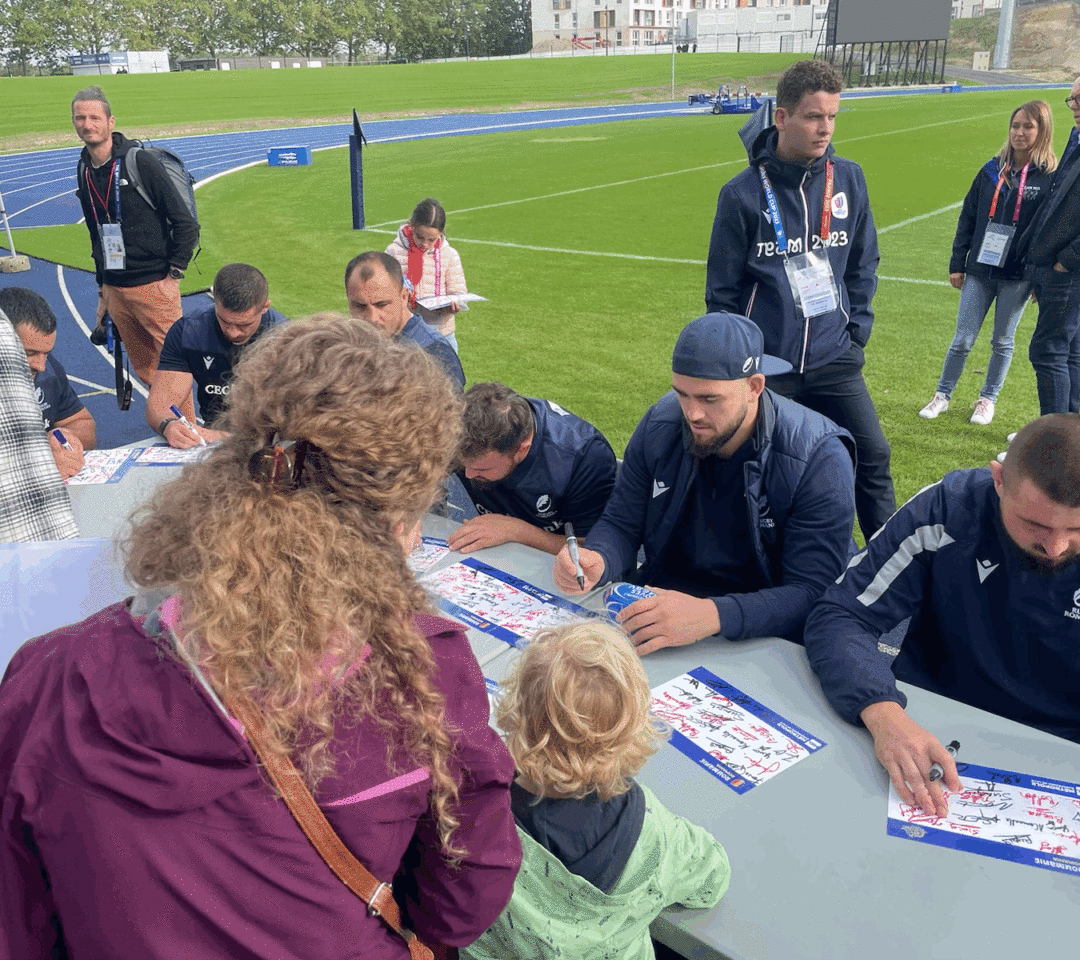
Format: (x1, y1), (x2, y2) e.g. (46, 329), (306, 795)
(386, 225), (467, 338)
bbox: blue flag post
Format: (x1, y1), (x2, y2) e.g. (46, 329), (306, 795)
(349, 109), (368, 230)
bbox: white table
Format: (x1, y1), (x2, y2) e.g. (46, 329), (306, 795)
(455, 535), (1080, 960)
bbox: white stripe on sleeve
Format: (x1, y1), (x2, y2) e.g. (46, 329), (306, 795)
(856, 524), (955, 607)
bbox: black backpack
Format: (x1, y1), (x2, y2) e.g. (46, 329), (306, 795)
(124, 141), (198, 223)
(78, 140), (198, 223)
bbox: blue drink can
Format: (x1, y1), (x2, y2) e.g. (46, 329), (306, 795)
(603, 583), (656, 620)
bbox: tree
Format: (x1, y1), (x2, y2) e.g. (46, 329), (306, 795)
(56, 0), (133, 56)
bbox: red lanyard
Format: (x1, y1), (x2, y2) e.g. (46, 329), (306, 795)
(819, 160), (834, 241)
(85, 159), (119, 225)
(987, 162), (1029, 224)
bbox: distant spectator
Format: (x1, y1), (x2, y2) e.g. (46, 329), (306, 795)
(920, 101), (1056, 426)
(386, 198), (468, 352)
(345, 251), (465, 389)
(1015, 77), (1080, 414)
(0, 310), (78, 542)
(1, 287), (96, 481)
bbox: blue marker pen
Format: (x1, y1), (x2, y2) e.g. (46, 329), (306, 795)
(169, 404), (207, 447)
(51, 428), (73, 451)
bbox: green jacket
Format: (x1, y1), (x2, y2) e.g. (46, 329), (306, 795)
(463, 783), (730, 960)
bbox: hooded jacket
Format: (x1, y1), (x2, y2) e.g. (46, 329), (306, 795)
(705, 128), (879, 373)
(0, 600), (520, 959)
(462, 783), (730, 960)
(76, 132), (199, 287)
(583, 389), (856, 642)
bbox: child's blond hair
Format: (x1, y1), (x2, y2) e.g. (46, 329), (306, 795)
(496, 619), (666, 801)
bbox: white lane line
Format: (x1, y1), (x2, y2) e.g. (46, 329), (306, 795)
(56, 263), (151, 400)
(67, 374), (114, 393)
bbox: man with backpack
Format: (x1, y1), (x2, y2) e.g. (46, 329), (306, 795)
(72, 87), (199, 405)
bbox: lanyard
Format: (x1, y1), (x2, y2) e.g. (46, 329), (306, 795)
(987, 161), (1029, 224)
(759, 161), (833, 256)
(85, 159), (121, 225)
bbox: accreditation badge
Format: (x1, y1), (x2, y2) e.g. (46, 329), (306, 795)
(976, 222), (1016, 267)
(783, 251), (839, 318)
(100, 223), (126, 271)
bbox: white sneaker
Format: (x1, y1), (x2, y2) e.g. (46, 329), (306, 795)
(970, 398), (995, 425)
(1007, 432), (1017, 443)
(919, 393), (949, 419)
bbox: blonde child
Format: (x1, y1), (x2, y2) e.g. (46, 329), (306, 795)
(464, 620), (730, 960)
(385, 197), (468, 353)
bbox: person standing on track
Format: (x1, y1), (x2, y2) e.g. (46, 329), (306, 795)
(72, 86), (199, 415)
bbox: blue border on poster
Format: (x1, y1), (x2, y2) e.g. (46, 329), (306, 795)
(427, 557), (593, 647)
(662, 666), (827, 795)
(887, 762), (1080, 876)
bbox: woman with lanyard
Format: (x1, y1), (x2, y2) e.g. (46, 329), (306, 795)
(920, 101), (1057, 425)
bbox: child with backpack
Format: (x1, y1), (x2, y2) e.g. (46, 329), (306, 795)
(385, 197), (468, 353)
(464, 619), (730, 960)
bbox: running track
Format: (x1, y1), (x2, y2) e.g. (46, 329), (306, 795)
(0, 102), (693, 447)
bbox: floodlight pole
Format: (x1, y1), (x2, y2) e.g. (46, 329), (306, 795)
(994, 0), (1017, 70)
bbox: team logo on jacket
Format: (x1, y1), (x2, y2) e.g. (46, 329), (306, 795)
(831, 192), (849, 220)
(652, 479), (670, 499)
(1067, 588), (1080, 620)
(762, 209), (773, 224)
(535, 494), (555, 518)
(976, 559), (999, 584)
(203, 356), (214, 369)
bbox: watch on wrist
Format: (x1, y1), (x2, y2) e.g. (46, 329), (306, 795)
(169, 267), (184, 280)
(158, 417), (179, 436)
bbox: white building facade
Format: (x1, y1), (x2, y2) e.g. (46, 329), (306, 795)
(532, 0), (828, 52)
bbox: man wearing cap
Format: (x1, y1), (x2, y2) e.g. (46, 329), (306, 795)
(554, 312), (857, 654)
(705, 59), (894, 539)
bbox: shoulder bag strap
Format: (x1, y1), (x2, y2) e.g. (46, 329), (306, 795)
(226, 696), (434, 960)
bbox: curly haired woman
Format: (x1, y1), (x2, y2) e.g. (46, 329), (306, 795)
(0, 317), (520, 959)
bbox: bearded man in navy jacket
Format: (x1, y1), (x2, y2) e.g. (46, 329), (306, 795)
(804, 414), (1080, 819)
(705, 59), (894, 539)
(554, 312), (856, 654)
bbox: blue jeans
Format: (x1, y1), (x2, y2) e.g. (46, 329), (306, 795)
(1029, 266), (1080, 414)
(936, 275), (1031, 402)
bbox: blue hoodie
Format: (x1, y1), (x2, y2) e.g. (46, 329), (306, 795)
(705, 128), (880, 373)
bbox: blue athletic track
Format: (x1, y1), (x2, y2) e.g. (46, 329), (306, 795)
(0, 103), (698, 448)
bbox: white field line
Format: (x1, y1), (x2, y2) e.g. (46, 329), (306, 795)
(57, 263), (151, 400)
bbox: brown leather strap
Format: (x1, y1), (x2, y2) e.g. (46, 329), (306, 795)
(227, 697), (434, 960)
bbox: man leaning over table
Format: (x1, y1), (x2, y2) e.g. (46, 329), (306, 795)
(146, 263), (287, 448)
(553, 312), (857, 653)
(803, 414), (1080, 819)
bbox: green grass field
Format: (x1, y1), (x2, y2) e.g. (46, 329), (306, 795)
(0, 53), (803, 145)
(5, 61), (1072, 513)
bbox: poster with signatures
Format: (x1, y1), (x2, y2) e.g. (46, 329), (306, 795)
(407, 537), (450, 575)
(64, 448), (139, 485)
(421, 557), (592, 646)
(650, 667), (826, 795)
(132, 444), (212, 465)
(888, 763), (1080, 877)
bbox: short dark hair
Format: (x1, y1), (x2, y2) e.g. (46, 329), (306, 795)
(776, 59), (844, 112)
(344, 251), (403, 290)
(460, 382), (535, 461)
(71, 86), (111, 117)
(213, 263), (269, 313)
(410, 197), (446, 233)
(0, 287), (57, 335)
(1003, 414), (1080, 507)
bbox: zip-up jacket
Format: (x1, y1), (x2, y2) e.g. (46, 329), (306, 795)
(705, 128), (879, 372)
(584, 389), (856, 641)
(76, 132), (199, 287)
(951, 156), (1052, 282)
(804, 468), (1080, 744)
(1017, 127), (1080, 270)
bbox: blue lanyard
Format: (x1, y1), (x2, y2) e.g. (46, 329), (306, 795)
(759, 167), (789, 254)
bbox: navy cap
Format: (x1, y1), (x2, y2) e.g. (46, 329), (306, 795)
(672, 313), (792, 380)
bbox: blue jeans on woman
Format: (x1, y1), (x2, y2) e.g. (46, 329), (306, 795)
(936, 275), (1031, 402)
